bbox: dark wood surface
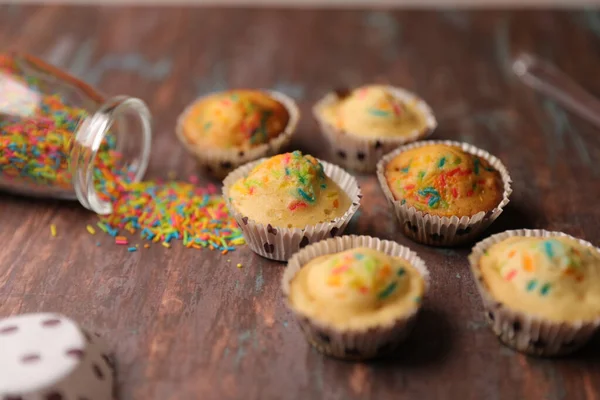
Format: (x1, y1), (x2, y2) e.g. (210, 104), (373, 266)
(2, 5), (600, 400)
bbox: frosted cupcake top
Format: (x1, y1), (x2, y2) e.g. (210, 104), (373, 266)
(479, 236), (600, 322)
(229, 151), (350, 228)
(319, 85), (428, 138)
(385, 144), (503, 217)
(289, 247), (425, 330)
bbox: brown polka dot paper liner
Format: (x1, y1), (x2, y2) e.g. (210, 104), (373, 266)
(312, 86), (437, 173)
(376, 140), (512, 247)
(468, 229), (600, 357)
(0, 313), (115, 399)
(223, 159), (362, 262)
(282, 235), (430, 360)
(176, 90), (300, 180)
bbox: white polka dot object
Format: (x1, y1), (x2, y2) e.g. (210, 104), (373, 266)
(0, 313), (115, 400)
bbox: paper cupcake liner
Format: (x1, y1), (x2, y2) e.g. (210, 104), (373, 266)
(223, 159), (362, 262)
(313, 86), (437, 173)
(282, 235), (430, 360)
(176, 90), (300, 179)
(468, 229), (600, 356)
(0, 313), (116, 399)
(376, 140), (512, 247)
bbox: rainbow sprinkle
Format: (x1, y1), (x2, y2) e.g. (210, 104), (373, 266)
(0, 54), (117, 191)
(187, 90), (287, 148)
(495, 238), (594, 298)
(391, 150), (499, 211)
(95, 176), (245, 252)
(0, 55), (245, 254)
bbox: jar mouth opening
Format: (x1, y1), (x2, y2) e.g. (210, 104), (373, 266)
(71, 96), (152, 215)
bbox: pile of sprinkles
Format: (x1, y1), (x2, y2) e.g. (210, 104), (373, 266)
(0, 54), (117, 190)
(0, 55), (245, 253)
(95, 175), (245, 252)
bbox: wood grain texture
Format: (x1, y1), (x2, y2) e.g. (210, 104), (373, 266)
(1, 6), (600, 400)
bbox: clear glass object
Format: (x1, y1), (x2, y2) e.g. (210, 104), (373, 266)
(513, 52), (600, 129)
(0, 53), (152, 214)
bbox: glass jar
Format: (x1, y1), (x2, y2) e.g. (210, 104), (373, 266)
(0, 53), (152, 214)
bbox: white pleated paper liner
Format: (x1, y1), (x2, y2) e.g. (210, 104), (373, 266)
(282, 235), (430, 360)
(176, 90), (300, 180)
(469, 229), (600, 357)
(223, 158), (362, 262)
(312, 86), (437, 173)
(376, 140), (512, 247)
(0, 313), (115, 399)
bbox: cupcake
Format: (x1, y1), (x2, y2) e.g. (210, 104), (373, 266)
(313, 84), (436, 172)
(177, 89), (299, 179)
(469, 229), (600, 356)
(377, 140), (512, 246)
(283, 235), (429, 360)
(223, 151), (361, 261)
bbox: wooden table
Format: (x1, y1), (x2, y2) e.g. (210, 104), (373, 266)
(1, 6), (600, 399)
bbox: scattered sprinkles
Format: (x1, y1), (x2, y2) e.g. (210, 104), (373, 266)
(95, 177), (245, 252)
(1, 54), (246, 255)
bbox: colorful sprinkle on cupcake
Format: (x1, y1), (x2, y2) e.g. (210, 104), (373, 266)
(284, 239), (429, 360)
(384, 143), (503, 217)
(182, 90), (290, 149)
(228, 151), (351, 229)
(177, 89), (299, 178)
(479, 236), (600, 322)
(319, 85), (429, 139)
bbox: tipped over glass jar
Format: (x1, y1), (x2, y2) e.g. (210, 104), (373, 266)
(0, 53), (152, 214)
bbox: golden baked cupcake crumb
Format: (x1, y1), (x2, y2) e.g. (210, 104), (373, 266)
(289, 247), (425, 330)
(320, 85), (428, 138)
(480, 236), (600, 323)
(229, 151), (351, 228)
(384, 144), (503, 217)
(182, 89), (290, 150)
